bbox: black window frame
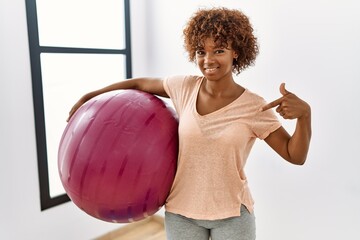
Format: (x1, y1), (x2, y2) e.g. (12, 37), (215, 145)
(25, 0), (132, 210)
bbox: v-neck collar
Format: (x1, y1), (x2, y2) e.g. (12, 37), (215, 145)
(194, 77), (247, 118)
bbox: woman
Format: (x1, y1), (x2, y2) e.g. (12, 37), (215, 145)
(68, 7), (311, 240)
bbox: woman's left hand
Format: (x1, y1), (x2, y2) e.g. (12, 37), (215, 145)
(260, 83), (311, 120)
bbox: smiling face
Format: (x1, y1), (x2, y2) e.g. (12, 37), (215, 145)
(183, 8), (259, 75)
(196, 38), (238, 82)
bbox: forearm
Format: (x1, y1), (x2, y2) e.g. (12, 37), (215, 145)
(288, 114), (312, 165)
(82, 79), (137, 100)
(67, 78), (166, 121)
(81, 78), (167, 101)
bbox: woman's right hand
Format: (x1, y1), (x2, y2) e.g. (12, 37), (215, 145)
(66, 95), (91, 122)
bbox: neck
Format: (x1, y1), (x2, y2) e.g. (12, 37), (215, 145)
(203, 77), (238, 97)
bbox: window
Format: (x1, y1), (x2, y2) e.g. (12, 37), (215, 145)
(25, 0), (132, 210)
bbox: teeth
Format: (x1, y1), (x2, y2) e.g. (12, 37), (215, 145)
(206, 67), (217, 73)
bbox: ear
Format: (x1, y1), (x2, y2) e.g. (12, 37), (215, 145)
(233, 51), (238, 59)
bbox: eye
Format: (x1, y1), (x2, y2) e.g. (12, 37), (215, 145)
(215, 49), (225, 54)
(196, 50), (205, 56)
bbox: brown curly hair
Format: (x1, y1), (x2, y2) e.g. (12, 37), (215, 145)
(183, 7), (259, 74)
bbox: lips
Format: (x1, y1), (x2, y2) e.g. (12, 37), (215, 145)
(204, 67), (219, 73)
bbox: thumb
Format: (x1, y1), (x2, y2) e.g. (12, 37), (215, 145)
(280, 83), (291, 96)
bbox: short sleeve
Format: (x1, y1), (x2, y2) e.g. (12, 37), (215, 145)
(252, 97), (282, 140)
(163, 75), (188, 116)
(163, 75), (185, 100)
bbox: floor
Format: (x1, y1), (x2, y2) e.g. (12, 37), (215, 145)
(95, 215), (166, 240)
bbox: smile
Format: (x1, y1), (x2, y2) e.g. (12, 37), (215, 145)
(205, 67), (219, 73)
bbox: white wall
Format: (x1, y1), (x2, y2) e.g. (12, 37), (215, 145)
(142, 0), (360, 240)
(142, 0), (360, 239)
(1, 0), (360, 239)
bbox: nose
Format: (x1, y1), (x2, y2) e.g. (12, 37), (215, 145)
(204, 53), (215, 64)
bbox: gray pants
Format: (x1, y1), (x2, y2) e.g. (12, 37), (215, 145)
(165, 205), (256, 240)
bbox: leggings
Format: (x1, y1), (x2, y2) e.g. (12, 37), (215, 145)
(165, 205), (256, 240)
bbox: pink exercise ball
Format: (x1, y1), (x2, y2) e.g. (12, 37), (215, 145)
(58, 90), (178, 223)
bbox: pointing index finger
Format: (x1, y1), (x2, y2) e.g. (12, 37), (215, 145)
(261, 96), (283, 111)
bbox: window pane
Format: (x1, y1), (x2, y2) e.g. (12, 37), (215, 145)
(36, 0), (125, 49)
(40, 53), (126, 197)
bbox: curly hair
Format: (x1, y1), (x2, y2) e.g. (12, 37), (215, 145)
(183, 7), (259, 74)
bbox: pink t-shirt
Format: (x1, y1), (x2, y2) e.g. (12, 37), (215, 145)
(163, 75), (281, 220)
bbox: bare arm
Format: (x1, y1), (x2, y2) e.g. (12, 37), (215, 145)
(261, 83), (312, 165)
(67, 77), (167, 121)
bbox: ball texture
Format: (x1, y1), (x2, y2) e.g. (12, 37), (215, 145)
(58, 90), (178, 223)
